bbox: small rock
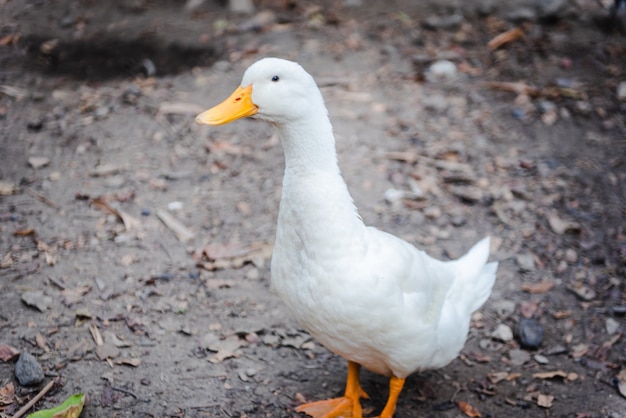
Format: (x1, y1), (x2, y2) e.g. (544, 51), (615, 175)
(491, 300), (516, 318)
(509, 348), (531, 366)
(422, 94), (449, 112)
(617, 81), (626, 102)
(533, 354), (550, 364)
(28, 156), (50, 170)
(167, 201), (184, 211)
(505, 7), (536, 21)
(516, 253), (536, 272)
(567, 284), (596, 301)
(564, 248), (577, 263)
(229, 0), (255, 14)
(491, 324), (514, 342)
(537, 0), (570, 19)
(425, 60), (458, 83)
(423, 206), (442, 219)
(545, 345), (568, 355)
(606, 317), (620, 335)
(518, 318), (544, 349)
(423, 14), (463, 30)
(15, 352), (44, 386)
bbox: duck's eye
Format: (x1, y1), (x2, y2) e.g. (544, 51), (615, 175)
(271, 75), (280, 82)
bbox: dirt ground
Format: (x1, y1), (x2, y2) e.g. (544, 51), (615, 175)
(1, 0), (625, 417)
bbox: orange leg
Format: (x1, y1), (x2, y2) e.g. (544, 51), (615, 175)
(296, 361), (369, 418)
(376, 376), (405, 418)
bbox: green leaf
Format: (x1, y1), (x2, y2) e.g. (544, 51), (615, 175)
(27, 393), (85, 418)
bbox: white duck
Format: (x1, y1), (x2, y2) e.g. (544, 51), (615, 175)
(196, 58), (498, 418)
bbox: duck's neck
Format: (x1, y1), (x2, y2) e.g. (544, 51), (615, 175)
(275, 113), (340, 176)
(274, 113), (364, 247)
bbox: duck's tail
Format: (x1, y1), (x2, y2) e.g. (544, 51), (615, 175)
(447, 237), (498, 314)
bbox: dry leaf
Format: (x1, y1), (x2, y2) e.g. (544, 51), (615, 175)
(91, 197), (142, 231)
(533, 370), (568, 380)
(96, 342), (120, 361)
(61, 286), (91, 306)
(617, 369), (626, 399)
(547, 213), (580, 234)
(487, 371), (509, 384)
(537, 393), (554, 408)
(156, 209), (195, 242)
(22, 290), (52, 312)
(0, 382), (15, 406)
(0, 344), (19, 362)
(28, 156), (50, 169)
(207, 335), (245, 363)
(196, 242), (273, 271)
(89, 323), (104, 346)
(116, 358), (141, 367)
(522, 280), (554, 294)
(457, 400), (481, 417)
(36, 332), (50, 352)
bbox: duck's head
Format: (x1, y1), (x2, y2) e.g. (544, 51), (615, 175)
(196, 58), (324, 126)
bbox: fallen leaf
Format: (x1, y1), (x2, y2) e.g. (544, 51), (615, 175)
(96, 343), (120, 361)
(457, 400), (481, 417)
(0, 344), (19, 362)
(487, 371), (509, 384)
(207, 335), (245, 363)
(195, 242), (273, 271)
(28, 156), (50, 169)
(35, 332), (50, 353)
(0, 382), (14, 406)
(547, 212), (580, 234)
(116, 358), (141, 367)
(61, 286), (91, 306)
(21, 290), (52, 312)
(91, 197), (142, 231)
(537, 393), (554, 408)
(552, 310), (571, 319)
(89, 323), (104, 346)
(27, 393), (85, 418)
(533, 370), (568, 380)
(156, 209), (195, 242)
(617, 369), (626, 399)
(522, 280), (554, 294)
(567, 284), (596, 301)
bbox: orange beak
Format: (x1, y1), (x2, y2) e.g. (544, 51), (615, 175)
(195, 85), (258, 126)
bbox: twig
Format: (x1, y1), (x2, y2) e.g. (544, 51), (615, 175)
(110, 385), (138, 399)
(487, 27), (524, 50)
(25, 188), (59, 209)
(12, 378), (57, 418)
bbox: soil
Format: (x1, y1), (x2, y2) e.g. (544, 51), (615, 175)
(1, 1), (625, 417)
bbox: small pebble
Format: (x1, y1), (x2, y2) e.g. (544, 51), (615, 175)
(167, 201), (184, 211)
(518, 318), (544, 349)
(15, 352), (45, 386)
(509, 348), (531, 366)
(617, 81), (626, 102)
(140, 209), (151, 216)
(605, 317), (620, 335)
(425, 60), (458, 83)
(533, 354), (549, 364)
(491, 323), (514, 342)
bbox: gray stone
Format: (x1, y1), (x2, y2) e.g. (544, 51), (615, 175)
(518, 318), (544, 349)
(15, 352), (44, 386)
(509, 348), (531, 366)
(617, 81), (626, 102)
